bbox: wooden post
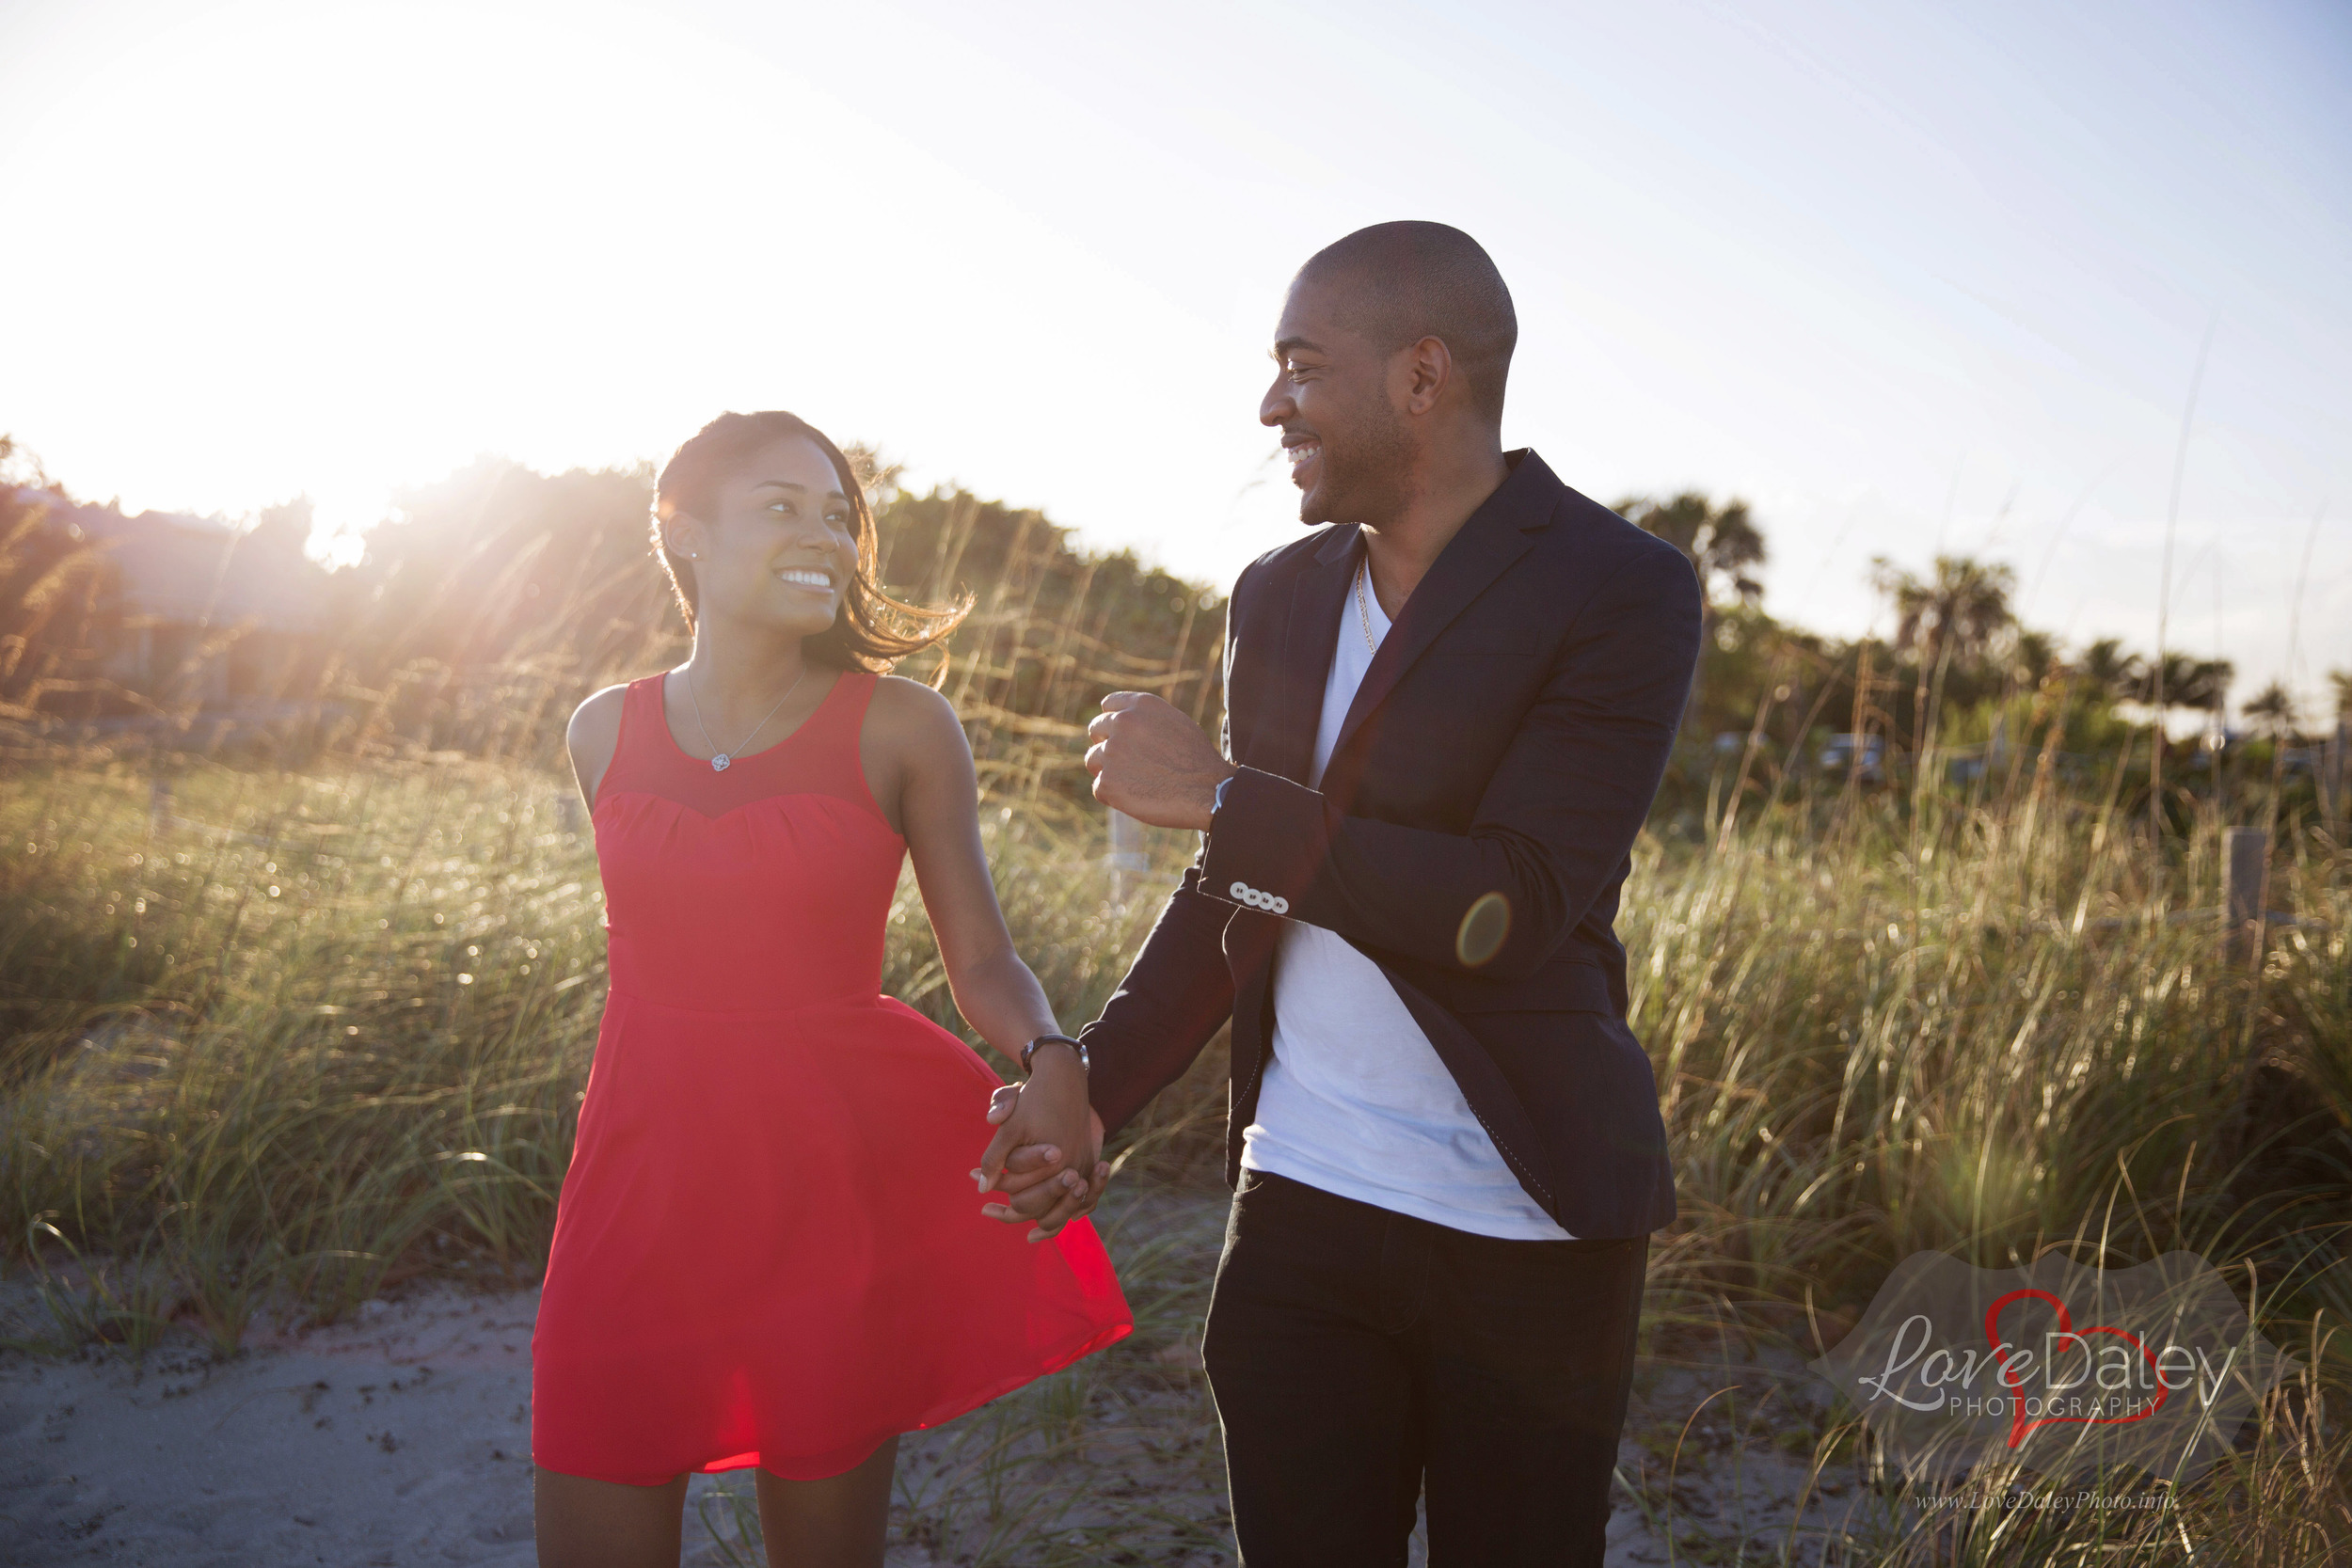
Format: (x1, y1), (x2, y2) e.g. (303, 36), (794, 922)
(2225, 826), (2266, 968)
(1107, 807), (1147, 907)
(2326, 720), (2348, 842)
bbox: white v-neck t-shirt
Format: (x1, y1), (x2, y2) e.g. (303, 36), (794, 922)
(1235, 561), (1574, 1240)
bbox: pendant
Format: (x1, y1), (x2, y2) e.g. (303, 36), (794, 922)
(710, 753), (731, 772)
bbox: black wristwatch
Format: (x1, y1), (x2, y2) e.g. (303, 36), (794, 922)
(1021, 1032), (1089, 1076)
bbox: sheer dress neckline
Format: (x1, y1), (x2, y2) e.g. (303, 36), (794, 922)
(647, 666), (850, 769)
(593, 667), (901, 837)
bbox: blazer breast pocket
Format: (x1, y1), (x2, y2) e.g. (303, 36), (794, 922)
(1432, 954), (1616, 1015)
(1428, 627), (1539, 658)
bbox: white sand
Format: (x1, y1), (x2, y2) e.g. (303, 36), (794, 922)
(0, 1269), (1186, 1567)
(3, 1280), (560, 1567)
(0, 1276), (916, 1567)
(0, 1258), (1864, 1567)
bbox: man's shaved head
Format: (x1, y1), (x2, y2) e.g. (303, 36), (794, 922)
(1294, 221), (1517, 423)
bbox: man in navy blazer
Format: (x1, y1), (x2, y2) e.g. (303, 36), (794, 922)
(993, 222), (1700, 1566)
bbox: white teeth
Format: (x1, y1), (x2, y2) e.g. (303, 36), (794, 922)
(776, 568), (832, 589)
(1288, 444), (1320, 466)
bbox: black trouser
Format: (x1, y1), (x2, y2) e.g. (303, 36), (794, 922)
(1200, 1167), (1648, 1567)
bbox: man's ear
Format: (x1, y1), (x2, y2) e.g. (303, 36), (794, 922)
(1400, 335), (1453, 416)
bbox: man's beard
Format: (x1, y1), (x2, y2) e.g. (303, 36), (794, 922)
(1301, 406), (1413, 528)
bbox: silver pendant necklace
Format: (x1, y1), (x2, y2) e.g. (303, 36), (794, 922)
(683, 664), (807, 772)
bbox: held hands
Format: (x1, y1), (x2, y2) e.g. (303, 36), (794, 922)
(978, 689), (1224, 1235)
(1085, 691), (1236, 833)
(974, 1047), (1110, 1242)
(997, 689), (1227, 1234)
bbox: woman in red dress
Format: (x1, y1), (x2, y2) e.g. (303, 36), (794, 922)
(532, 410), (1130, 1567)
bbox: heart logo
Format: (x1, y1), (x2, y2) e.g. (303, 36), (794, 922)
(1985, 1288), (2169, 1448)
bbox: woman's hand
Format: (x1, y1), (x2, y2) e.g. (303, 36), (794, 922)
(975, 1049), (1110, 1242)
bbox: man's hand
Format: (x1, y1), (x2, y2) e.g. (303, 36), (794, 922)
(974, 1050), (1110, 1242)
(1085, 691), (1237, 832)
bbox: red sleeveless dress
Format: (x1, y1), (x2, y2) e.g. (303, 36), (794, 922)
(530, 668), (1132, 1484)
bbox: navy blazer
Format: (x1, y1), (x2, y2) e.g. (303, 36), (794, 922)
(1078, 449), (1701, 1239)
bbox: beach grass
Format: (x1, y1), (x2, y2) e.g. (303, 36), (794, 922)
(3, 742), (2349, 1562)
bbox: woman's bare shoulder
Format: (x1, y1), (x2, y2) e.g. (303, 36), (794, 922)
(565, 680), (639, 804)
(567, 681), (633, 751)
(864, 673), (973, 768)
(868, 673), (962, 732)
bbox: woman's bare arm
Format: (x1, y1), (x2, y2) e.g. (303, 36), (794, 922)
(872, 676), (1108, 1239)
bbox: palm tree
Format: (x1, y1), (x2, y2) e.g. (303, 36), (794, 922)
(2072, 637), (2232, 715)
(2009, 628), (2059, 688)
(2243, 680), (2296, 740)
(1617, 492), (1767, 606)
(1866, 554), (2017, 761)
(2134, 652), (2233, 715)
(1868, 554), (2017, 671)
(1615, 491), (1766, 735)
(2081, 637), (2144, 701)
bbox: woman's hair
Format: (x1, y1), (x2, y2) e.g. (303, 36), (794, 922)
(651, 410), (970, 673)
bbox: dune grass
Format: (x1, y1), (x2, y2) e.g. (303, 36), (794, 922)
(0, 754), (1213, 1329)
(1620, 771), (2352, 1564)
(2, 741), (2348, 1562)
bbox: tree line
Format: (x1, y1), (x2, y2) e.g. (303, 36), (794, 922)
(1613, 489), (2338, 761)
(0, 439), (1217, 800)
(5, 433), (2342, 816)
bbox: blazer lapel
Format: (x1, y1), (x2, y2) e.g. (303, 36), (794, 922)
(1258, 524), (1360, 785)
(1323, 497), (1543, 796)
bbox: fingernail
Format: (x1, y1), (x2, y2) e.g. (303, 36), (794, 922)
(975, 1171), (991, 1193)
(1041, 1146), (1058, 1159)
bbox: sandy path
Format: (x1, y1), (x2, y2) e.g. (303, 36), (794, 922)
(0, 1229), (1870, 1566)
(2, 1283), (571, 1567)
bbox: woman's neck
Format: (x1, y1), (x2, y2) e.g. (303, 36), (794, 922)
(680, 618), (814, 710)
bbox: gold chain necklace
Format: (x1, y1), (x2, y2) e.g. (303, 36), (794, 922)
(1353, 559), (1380, 653)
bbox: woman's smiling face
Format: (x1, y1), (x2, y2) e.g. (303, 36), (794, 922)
(681, 432), (862, 637)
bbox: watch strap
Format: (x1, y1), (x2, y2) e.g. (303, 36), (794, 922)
(1021, 1032), (1089, 1075)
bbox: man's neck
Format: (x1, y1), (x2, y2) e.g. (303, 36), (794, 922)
(1359, 440), (1512, 616)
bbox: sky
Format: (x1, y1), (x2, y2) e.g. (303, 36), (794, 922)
(3, 0), (2347, 719)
